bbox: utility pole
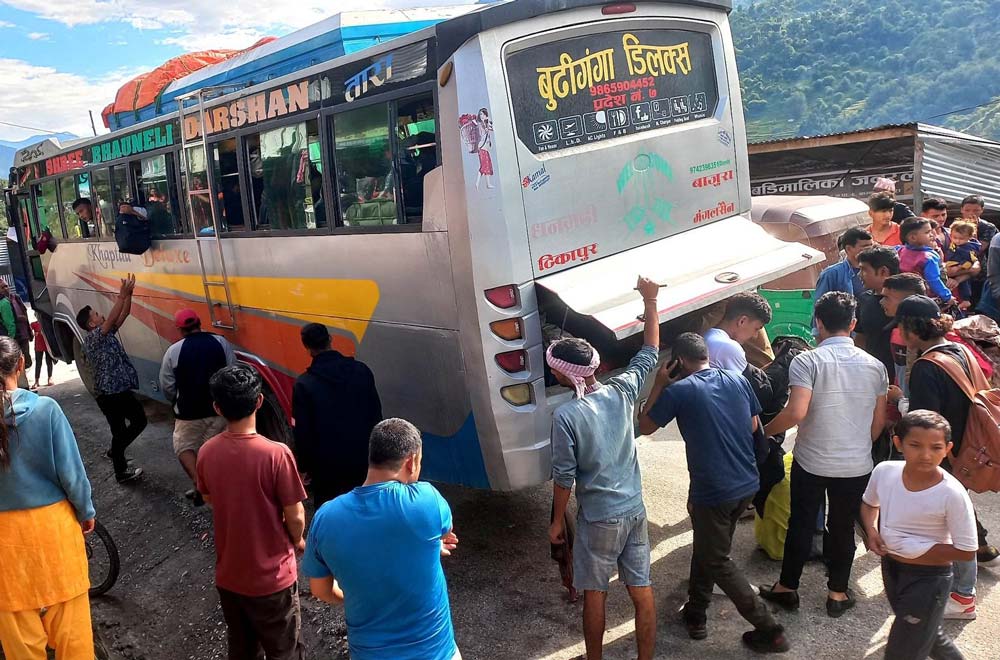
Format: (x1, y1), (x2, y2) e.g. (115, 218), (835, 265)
(88, 111), (98, 137)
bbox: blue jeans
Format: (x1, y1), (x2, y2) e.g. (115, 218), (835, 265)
(573, 508), (650, 591)
(952, 558), (977, 597)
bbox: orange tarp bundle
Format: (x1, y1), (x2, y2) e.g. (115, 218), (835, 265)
(101, 37), (276, 128)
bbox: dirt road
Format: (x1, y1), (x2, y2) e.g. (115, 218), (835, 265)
(43, 365), (1000, 659)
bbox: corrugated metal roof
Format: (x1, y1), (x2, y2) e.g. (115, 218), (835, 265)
(748, 123), (917, 147)
(919, 135), (1000, 205)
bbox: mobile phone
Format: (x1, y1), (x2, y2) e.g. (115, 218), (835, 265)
(667, 358), (682, 378)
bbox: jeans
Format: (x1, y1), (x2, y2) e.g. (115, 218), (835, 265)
(687, 496), (777, 631)
(940, 459), (985, 596)
(217, 584), (304, 660)
(95, 390), (148, 474)
(779, 461), (869, 592)
(882, 558), (964, 660)
(573, 508), (650, 591)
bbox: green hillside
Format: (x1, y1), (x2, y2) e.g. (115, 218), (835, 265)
(732, 0), (1000, 141)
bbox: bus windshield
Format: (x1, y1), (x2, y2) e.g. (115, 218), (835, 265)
(506, 22), (738, 277)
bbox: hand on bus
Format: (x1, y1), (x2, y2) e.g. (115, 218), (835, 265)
(636, 276), (660, 302)
(81, 518), (95, 535)
(440, 531), (459, 557)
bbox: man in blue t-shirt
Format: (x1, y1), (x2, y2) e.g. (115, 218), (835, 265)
(639, 333), (789, 654)
(302, 418), (459, 660)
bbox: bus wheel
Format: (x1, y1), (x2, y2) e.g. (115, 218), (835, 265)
(257, 387), (293, 450)
(72, 336), (97, 397)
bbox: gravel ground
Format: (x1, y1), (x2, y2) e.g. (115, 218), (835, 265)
(39, 364), (1000, 660)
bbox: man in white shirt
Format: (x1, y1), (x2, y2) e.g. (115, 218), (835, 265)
(704, 292), (773, 373)
(759, 292), (888, 618)
(860, 410), (976, 659)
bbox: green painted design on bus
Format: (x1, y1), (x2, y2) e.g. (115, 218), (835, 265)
(617, 152), (675, 236)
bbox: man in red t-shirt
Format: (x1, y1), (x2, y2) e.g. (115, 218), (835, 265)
(197, 365), (307, 660)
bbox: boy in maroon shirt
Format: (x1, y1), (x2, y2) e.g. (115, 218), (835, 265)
(197, 365), (307, 660)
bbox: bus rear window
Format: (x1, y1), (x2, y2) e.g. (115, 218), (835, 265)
(506, 28), (719, 155)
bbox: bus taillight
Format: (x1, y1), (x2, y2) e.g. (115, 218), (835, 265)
(500, 384), (533, 407)
(495, 350), (527, 374)
(484, 285), (518, 309)
(490, 318), (523, 341)
(601, 3), (636, 14)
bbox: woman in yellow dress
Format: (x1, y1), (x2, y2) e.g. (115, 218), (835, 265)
(0, 336), (95, 659)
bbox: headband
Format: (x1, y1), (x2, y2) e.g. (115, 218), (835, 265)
(546, 343), (601, 399)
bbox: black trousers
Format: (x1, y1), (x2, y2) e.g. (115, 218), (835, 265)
(218, 584), (304, 660)
(882, 558), (965, 660)
(687, 496), (778, 631)
(95, 391), (147, 474)
(33, 350), (53, 381)
(779, 461), (869, 592)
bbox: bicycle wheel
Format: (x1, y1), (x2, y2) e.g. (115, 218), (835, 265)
(87, 520), (120, 596)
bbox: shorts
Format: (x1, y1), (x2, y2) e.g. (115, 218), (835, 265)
(573, 508), (650, 591)
(172, 416), (226, 456)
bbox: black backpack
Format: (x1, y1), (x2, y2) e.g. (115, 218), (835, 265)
(115, 213), (151, 255)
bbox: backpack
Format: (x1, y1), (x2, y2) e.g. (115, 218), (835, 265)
(115, 213), (151, 255)
(919, 345), (1000, 493)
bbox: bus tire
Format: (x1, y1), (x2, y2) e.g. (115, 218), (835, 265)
(72, 335), (97, 398)
(257, 386), (293, 450)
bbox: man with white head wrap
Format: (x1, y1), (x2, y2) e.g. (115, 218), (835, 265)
(548, 275), (661, 660)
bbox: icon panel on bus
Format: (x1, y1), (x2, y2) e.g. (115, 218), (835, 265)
(670, 95), (691, 118)
(692, 92), (709, 114)
(650, 100), (671, 121)
(630, 102), (651, 126)
(558, 116), (583, 140)
(533, 120), (559, 145)
(606, 108), (630, 130)
(584, 111), (608, 135)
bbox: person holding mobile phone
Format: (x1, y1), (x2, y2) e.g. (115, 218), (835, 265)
(638, 333), (789, 654)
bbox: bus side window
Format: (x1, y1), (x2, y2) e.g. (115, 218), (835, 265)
(109, 166), (128, 236)
(74, 172), (99, 238)
(32, 181), (57, 239)
(91, 168), (115, 236)
(134, 153), (184, 237)
(213, 139), (245, 231)
(332, 103), (398, 228)
(245, 120), (325, 232)
(395, 94), (436, 225)
(181, 147), (214, 234)
(58, 176), (89, 239)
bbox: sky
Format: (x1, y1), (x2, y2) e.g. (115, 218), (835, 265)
(0, 0), (481, 143)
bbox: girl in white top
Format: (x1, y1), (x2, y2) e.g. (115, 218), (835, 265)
(861, 410), (976, 660)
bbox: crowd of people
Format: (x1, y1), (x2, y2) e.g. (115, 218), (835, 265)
(547, 187), (1000, 660)
(0, 188), (998, 660)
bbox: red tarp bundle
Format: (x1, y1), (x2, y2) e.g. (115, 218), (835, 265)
(101, 37), (277, 128)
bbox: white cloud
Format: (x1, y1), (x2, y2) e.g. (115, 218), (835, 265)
(0, 59), (146, 141)
(0, 20), (15, 28)
(2, 0), (482, 50)
(26, 31), (48, 40)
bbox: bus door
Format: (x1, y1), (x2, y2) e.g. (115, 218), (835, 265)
(8, 192), (46, 306)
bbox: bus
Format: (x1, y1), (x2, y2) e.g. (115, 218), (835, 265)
(3, 0), (821, 491)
